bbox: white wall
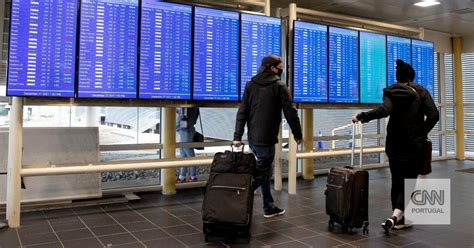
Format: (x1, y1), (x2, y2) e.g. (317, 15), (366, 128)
(463, 35), (474, 53)
(424, 29), (453, 53)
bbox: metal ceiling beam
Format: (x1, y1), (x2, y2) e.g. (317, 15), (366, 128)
(296, 6), (422, 35)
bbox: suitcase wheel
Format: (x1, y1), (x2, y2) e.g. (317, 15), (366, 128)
(363, 221), (369, 235)
(328, 219), (335, 232)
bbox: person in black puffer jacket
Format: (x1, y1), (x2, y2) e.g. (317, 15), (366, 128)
(353, 60), (439, 232)
(233, 55), (303, 218)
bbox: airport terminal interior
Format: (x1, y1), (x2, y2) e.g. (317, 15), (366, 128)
(0, 0), (473, 247)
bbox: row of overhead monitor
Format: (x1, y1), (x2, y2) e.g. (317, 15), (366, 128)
(6, 0), (434, 104)
(293, 22), (434, 104)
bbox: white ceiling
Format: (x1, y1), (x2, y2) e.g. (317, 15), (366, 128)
(272, 0), (474, 36)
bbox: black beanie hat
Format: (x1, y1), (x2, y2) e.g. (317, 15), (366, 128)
(257, 55), (282, 74)
(396, 59), (415, 83)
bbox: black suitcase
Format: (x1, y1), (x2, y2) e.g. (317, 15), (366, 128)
(326, 124), (369, 235)
(210, 149), (256, 175)
(202, 145), (256, 243)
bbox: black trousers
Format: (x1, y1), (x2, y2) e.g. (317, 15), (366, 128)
(389, 158), (420, 211)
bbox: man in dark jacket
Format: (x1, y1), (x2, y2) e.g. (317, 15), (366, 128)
(233, 55), (303, 218)
(353, 60), (439, 232)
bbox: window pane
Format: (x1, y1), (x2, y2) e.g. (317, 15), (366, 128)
(444, 54), (455, 153)
(1, 1), (10, 96)
(0, 102), (8, 126)
(200, 108), (238, 141)
(137, 107), (160, 144)
(100, 107), (138, 145)
(23, 106), (71, 127)
(462, 52), (474, 156)
(312, 109), (380, 170)
(99, 107), (159, 189)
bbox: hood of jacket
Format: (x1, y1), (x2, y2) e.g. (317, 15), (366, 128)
(251, 71), (280, 86)
(385, 83), (418, 108)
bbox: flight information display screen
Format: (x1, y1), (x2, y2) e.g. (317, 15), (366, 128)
(328, 27), (359, 103)
(360, 32), (387, 104)
(78, 0), (139, 99)
(7, 0), (78, 97)
(412, 39), (435, 96)
(139, 1), (192, 100)
(193, 7), (240, 101)
(387, 36), (411, 86)
(240, 14), (281, 99)
(293, 21), (328, 103)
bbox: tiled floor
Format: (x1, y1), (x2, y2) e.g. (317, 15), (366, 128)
(0, 160), (473, 248)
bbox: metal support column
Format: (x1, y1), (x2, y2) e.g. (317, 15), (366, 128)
(287, 3), (297, 195)
(7, 97), (24, 227)
(452, 37), (465, 160)
(438, 53), (448, 157)
(264, 0), (270, 16)
(273, 4), (283, 191)
(302, 109), (314, 179)
(161, 107), (177, 195)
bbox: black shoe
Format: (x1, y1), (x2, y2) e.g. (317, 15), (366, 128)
(381, 216), (397, 233)
(263, 207), (286, 218)
(393, 216), (413, 230)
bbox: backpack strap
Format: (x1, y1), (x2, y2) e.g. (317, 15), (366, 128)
(397, 83), (421, 103)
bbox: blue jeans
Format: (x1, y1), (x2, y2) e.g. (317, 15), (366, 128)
(178, 130), (197, 179)
(250, 144), (275, 212)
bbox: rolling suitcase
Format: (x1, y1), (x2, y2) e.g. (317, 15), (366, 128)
(326, 123), (369, 235)
(202, 145), (256, 243)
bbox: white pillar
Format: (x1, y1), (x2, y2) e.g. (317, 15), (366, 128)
(288, 130), (297, 195)
(55, 107), (64, 126)
(7, 97), (23, 227)
(86, 107), (99, 127)
(287, 3), (298, 195)
(274, 126), (283, 191)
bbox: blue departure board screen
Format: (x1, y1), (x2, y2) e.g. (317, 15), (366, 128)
(360, 32), (387, 104)
(193, 7), (240, 101)
(7, 0), (78, 97)
(328, 27), (359, 103)
(78, 0), (139, 99)
(139, 1), (192, 100)
(293, 21), (328, 103)
(412, 39), (435, 96)
(240, 14), (281, 99)
(387, 36), (411, 86)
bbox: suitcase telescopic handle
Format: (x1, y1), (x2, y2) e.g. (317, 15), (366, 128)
(350, 123), (364, 169)
(351, 123), (356, 168)
(230, 143), (245, 171)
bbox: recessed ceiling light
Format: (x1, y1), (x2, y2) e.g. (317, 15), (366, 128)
(414, 0), (441, 7)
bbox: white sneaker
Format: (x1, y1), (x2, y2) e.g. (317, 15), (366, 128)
(381, 216), (397, 233)
(393, 217), (413, 230)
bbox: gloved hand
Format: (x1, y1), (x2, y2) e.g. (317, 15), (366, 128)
(232, 140), (243, 147)
(352, 114), (361, 123)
